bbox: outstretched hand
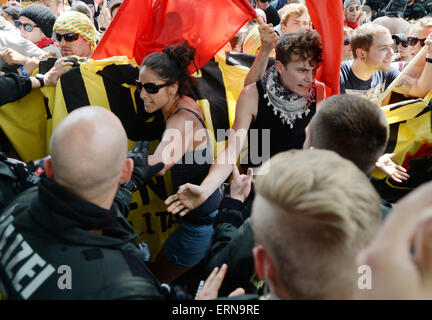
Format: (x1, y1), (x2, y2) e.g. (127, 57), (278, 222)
(195, 264), (245, 300)
(375, 153), (410, 183)
(165, 183), (207, 216)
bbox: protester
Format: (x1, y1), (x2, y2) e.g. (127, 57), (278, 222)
(16, 4), (61, 57)
(344, 0), (364, 29)
(0, 57), (74, 106)
(165, 30), (327, 218)
(53, 11), (97, 58)
(404, 17), (432, 79)
(277, 3), (311, 36)
(391, 32), (409, 71)
(340, 23), (432, 104)
(202, 94), (399, 296)
(251, 149), (381, 299)
(133, 41), (222, 284)
(1, 5), (21, 27)
(255, 0), (280, 26)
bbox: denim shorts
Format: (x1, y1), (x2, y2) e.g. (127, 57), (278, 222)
(161, 210), (218, 267)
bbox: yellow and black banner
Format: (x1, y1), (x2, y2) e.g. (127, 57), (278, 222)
(0, 52), (253, 259)
(371, 91), (432, 203)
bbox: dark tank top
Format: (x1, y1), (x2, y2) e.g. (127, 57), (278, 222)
(244, 80), (316, 168)
(170, 108), (222, 225)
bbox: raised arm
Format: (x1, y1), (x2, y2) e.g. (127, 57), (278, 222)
(244, 23), (278, 87)
(393, 34), (432, 98)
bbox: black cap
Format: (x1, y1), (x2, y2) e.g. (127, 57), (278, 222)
(4, 6), (21, 21)
(19, 4), (57, 38)
(392, 32), (407, 42)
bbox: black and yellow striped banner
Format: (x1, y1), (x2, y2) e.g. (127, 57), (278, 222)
(0, 52), (250, 259)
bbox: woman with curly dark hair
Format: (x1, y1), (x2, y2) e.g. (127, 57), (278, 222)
(138, 41), (221, 284)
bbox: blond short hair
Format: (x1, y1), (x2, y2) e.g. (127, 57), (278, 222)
(280, 3), (308, 27)
(252, 149), (381, 299)
(350, 23), (389, 58)
(409, 16), (432, 35)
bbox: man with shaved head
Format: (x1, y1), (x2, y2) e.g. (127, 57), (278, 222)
(0, 106), (173, 299)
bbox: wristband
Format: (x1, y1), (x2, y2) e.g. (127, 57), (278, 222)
(18, 66), (28, 76)
(426, 57), (432, 64)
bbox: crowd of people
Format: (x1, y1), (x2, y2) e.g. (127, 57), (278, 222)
(0, 0), (432, 301)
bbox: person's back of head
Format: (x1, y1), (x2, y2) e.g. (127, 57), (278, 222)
(251, 149), (381, 299)
(306, 94), (389, 175)
(71, 1), (93, 21)
(48, 106), (130, 202)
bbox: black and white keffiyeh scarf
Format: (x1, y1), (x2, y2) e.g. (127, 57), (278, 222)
(262, 65), (316, 128)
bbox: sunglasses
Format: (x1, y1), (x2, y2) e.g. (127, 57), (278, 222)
(54, 32), (79, 43)
(135, 80), (172, 94)
(16, 21), (39, 32)
(348, 6), (361, 12)
(344, 38), (350, 46)
(407, 37), (427, 47)
(394, 37), (408, 48)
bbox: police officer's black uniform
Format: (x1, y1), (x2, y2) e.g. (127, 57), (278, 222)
(0, 177), (170, 299)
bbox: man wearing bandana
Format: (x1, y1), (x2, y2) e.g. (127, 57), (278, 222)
(52, 10), (97, 58)
(165, 30), (326, 218)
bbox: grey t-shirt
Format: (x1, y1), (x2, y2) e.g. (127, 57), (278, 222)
(340, 60), (400, 101)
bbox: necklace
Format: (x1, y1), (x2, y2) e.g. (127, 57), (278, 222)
(163, 97), (181, 122)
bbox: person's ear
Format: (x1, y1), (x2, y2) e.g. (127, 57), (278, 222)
(356, 48), (367, 61)
(44, 157), (54, 179)
(169, 82), (179, 96)
(253, 245), (275, 281)
(120, 158), (133, 183)
(275, 60), (284, 74)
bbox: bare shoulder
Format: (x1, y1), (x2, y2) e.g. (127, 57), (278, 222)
(237, 82), (259, 121)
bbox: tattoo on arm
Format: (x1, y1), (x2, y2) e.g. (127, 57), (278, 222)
(394, 79), (412, 95)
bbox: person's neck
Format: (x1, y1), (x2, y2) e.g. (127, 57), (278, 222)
(161, 95), (181, 119)
(351, 58), (377, 81)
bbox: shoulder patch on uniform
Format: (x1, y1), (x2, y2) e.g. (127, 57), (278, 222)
(82, 248), (104, 261)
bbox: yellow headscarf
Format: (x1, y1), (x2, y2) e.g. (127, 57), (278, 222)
(53, 11), (97, 51)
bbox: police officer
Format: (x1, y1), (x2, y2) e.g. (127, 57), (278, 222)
(0, 106), (170, 299)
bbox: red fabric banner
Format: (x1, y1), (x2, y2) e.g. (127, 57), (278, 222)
(91, 0), (257, 71)
(305, 0), (344, 95)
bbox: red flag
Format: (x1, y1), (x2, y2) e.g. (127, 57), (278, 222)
(305, 0), (344, 95)
(91, 0), (256, 71)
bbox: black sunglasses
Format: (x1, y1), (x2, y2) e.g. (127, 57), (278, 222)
(54, 32), (79, 43)
(344, 38), (350, 46)
(135, 80), (172, 94)
(348, 6), (361, 12)
(407, 37), (426, 47)
(16, 21), (39, 32)
(394, 37), (408, 48)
